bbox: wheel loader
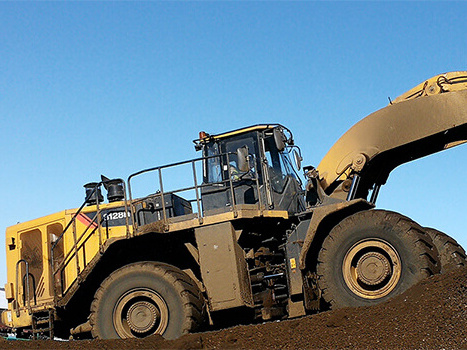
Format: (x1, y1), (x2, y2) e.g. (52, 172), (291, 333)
(2, 72), (467, 340)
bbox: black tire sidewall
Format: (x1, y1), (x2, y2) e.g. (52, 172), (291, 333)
(94, 266), (185, 340)
(320, 213), (424, 308)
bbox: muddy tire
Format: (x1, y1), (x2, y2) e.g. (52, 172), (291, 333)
(90, 262), (204, 340)
(425, 227), (466, 273)
(317, 210), (440, 309)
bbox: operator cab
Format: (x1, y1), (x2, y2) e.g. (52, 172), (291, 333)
(194, 124), (305, 215)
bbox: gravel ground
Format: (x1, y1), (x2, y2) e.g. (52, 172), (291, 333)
(1, 266), (467, 350)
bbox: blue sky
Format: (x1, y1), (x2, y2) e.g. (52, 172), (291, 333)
(0, 1), (466, 286)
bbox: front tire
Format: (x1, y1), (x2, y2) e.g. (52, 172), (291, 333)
(317, 210), (440, 309)
(90, 262), (204, 340)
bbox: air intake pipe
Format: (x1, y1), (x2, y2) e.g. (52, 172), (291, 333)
(101, 175), (125, 202)
(84, 182), (103, 205)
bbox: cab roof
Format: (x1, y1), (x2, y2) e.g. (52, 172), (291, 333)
(194, 124), (283, 144)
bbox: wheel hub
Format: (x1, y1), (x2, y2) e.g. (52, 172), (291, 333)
(126, 301), (159, 333)
(113, 288), (169, 338)
(356, 251), (391, 285)
(342, 239), (402, 299)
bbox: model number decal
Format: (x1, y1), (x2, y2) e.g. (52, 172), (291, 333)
(104, 211), (130, 220)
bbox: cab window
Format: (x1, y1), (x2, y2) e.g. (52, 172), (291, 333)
(204, 135), (256, 184)
(264, 136), (294, 193)
(205, 143), (222, 183)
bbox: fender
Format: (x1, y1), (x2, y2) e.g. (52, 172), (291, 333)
(298, 199), (373, 270)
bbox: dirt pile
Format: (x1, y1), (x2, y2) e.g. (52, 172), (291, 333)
(1, 266), (467, 349)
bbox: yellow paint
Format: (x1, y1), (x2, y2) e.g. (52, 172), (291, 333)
(3, 198), (288, 329)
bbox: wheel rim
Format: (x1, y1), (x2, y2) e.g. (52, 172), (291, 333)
(113, 288), (169, 338)
(342, 239), (401, 299)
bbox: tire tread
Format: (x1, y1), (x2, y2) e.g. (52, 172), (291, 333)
(89, 262), (204, 339)
(425, 227), (466, 273)
(316, 210), (440, 309)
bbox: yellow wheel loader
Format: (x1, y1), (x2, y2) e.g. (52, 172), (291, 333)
(2, 72), (467, 340)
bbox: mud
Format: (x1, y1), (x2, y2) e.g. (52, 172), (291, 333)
(1, 266), (467, 349)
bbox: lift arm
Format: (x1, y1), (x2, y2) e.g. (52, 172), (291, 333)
(317, 71), (467, 199)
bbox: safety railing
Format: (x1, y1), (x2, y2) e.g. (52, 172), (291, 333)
(127, 151), (263, 232)
(50, 179), (130, 296)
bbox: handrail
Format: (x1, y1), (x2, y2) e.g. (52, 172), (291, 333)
(127, 152), (262, 232)
(226, 153), (238, 217)
(22, 273), (36, 307)
(51, 179), (129, 297)
(51, 185), (99, 252)
(191, 161), (203, 224)
(15, 259), (32, 316)
(57, 213), (98, 277)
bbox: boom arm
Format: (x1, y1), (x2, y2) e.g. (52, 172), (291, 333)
(317, 71), (467, 199)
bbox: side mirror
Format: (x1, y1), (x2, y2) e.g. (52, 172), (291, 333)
(274, 129), (286, 152)
(237, 146), (250, 172)
(293, 150), (303, 171)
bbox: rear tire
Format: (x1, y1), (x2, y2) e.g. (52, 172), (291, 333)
(90, 262), (204, 340)
(425, 227), (466, 273)
(317, 210), (440, 309)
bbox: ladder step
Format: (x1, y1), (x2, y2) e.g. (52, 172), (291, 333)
(33, 328), (51, 334)
(31, 310), (55, 340)
(34, 319), (50, 325)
